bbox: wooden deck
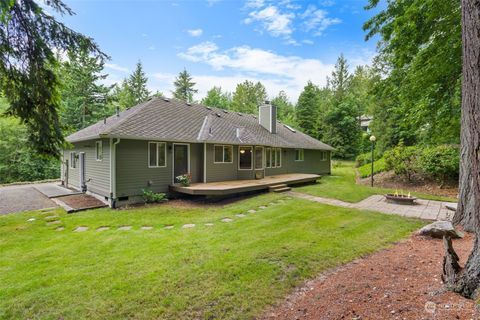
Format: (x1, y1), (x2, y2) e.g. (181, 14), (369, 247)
(169, 173), (320, 196)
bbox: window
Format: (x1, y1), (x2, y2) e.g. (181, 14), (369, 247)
(295, 149), (304, 161)
(148, 142), (167, 167)
(255, 146), (264, 169)
(320, 151), (327, 161)
(70, 152), (76, 168)
(238, 146), (253, 170)
(214, 145), (233, 163)
(95, 141), (103, 161)
(265, 147), (281, 168)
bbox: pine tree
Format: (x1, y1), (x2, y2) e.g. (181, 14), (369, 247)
(296, 81), (321, 138)
(328, 54), (351, 100)
(271, 91), (296, 127)
(127, 61), (150, 105)
(172, 68), (198, 102)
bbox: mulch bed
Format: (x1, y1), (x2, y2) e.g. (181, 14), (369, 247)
(56, 194), (107, 210)
(261, 232), (479, 320)
(359, 171), (459, 199)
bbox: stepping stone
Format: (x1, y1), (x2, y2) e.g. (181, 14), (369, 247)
(285, 197), (292, 200)
(235, 214), (246, 218)
(96, 226), (110, 232)
(74, 226), (88, 232)
(56, 227), (65, 231)
(164, 225), (174, 229)
(47, 220), (61, 225)
(259, 206), (267, 210)
(247, 209), (256, 214)
(118, 226), (132, 231)
(182, 224), (195, 229)
(221, 218), (233, 223)
(205, 223), (214, 227)
(27, 218), (36, 222)
(45, 215), (58, 220)
(141, 226), (153, 230)
(268, 202), (276, 205)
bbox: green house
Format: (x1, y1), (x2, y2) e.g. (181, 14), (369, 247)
(63, 97), (334, 207)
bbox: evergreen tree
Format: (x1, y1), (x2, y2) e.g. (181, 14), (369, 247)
(231, 80), (267, 114)
(127, 61), (150, 105)
(296, 81), (321, 138)
(59, 50), (110, 133)
(328, 54), (351, 100)
(0, 0), (104, 156)
(271, 91), (297, 127)
(172, 68), (197, 102)
(201, 86), (231, 109)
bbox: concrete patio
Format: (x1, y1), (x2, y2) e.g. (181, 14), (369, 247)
(289, 192), (454, 221)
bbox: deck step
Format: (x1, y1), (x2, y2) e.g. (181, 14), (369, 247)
(273, 187), (291, 193)
(269, 184), (288, 191)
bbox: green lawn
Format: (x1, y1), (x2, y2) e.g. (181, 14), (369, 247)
(294, 161), (456, 203)
(0, 193), (423, 319)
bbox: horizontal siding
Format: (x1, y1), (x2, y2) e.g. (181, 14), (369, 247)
(280, 149), (331, 175)
(63, 138), (110, 197)
(205, 144), (238, 182)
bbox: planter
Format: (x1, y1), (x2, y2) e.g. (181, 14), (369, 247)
(384, 194), (417, 205)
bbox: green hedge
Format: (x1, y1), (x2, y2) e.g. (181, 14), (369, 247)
(358, 157), (387, 178)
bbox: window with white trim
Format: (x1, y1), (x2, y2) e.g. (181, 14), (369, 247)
(148, 142), (166, 167)
(70, 152), (77, 168)
(214, 145), (233, 163)
(320, 151), (327, 161)
(265, 147), (281, 168)
(238, 146), (253, 170)
(295, 149), (304, 161)
(95, 141), (103, 161)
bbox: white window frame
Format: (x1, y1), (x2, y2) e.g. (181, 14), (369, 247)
(320, 151), (327, 161)
(295, 149), (305, 161)
(148, 142), (167, 168)
(238, 146), (253, 170)
(265, 147), (282, 168)
(70, 152), (76, 169)
(254, 146), (264, 169)
(213, 145), (233, 164)
(95, 141), (103, 161)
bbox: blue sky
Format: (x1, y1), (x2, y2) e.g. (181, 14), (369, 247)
(59, 0), (381, 101)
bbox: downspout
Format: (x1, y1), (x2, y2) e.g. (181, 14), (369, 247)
(110, 138), (121, 208)
(203, 142), (207, 183)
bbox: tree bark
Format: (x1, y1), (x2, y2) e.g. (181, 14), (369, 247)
(454, 145), (476, 232)
(443, 0), (480, 299)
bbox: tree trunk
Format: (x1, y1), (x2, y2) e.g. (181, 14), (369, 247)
(454, 141), (476, 232)
(443, 0), (480, 299)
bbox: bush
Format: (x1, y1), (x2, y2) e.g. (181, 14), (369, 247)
(355, 149), (382, 168)
(418, 145), (459, 186)
(142, 189), (168, 203)
(383, 143), (419, 181)
(358, 157), (387, 178)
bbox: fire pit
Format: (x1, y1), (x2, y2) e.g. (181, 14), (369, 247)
(384, 193), (417, 205)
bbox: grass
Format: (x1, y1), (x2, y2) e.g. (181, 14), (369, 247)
(0, 193), (423, 319)
(295, 161), (456, 203)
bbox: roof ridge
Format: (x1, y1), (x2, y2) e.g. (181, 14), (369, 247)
(103, 98), (157, 135)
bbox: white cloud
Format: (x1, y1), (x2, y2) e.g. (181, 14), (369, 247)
(245, 0), (265, 9)
(206, 0), (221, 6)
(245, 5), (294, 37)
(187, 28), (203, 37)
(177, 42), (337, 101)
(105, 63), (129, 73)
(302, 39), (314, 45)
(300, 5), (341, 36)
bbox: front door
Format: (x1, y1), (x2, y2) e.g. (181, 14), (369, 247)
(173, 144), (189, 183)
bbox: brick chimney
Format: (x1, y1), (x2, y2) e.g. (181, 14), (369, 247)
(259, 101), (277, 134)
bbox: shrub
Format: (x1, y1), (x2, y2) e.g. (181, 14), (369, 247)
(355, 150), (382, 168)
(175, 173), (192, 186)
(383, 143), (419, 181)
(418, 145), (459, 186)
(142, 189), (168, 203)
(358, 157), (387, 178)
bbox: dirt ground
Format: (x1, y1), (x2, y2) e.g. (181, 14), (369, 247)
(56, 194), (107, 210)
(261, 232), (479, 320)
(359, 171), (459, 199)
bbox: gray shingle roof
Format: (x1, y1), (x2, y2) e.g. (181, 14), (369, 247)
(66, 97), (334, 150)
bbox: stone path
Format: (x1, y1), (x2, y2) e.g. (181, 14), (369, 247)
(288, 192), (454, 221)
